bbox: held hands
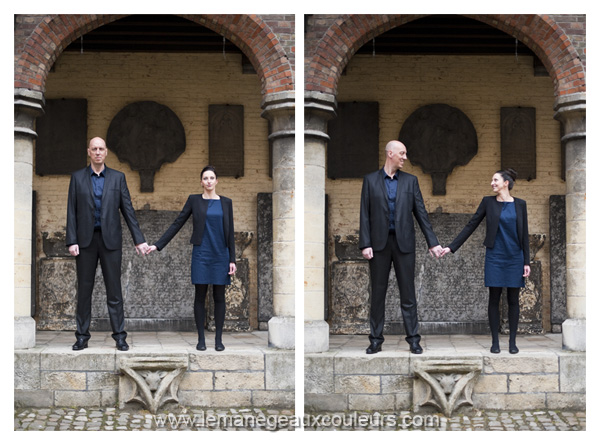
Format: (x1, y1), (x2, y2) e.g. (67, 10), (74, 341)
(428, 245), (444, 259)
(144, 245), (158, 255)
(439, 247), (452, 258)
(135, 242), (150, 255)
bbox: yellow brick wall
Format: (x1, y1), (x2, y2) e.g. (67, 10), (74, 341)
(34, 52), (271, 328)
(328, 54), (565, 330)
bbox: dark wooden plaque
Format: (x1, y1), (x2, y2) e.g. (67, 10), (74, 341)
(327, 102), (379, 179)
(399, 103), (478, 195)
(209, 104), (244, 178)
(35, 98), (88, 175)
(501, 107), (536, 181)
(106, 101), (186, 192)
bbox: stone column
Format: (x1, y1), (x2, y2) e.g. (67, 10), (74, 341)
(304, 92), (336, 353)
(261, 92), (295, 349)
(553, 92), (586, 351)
(14, 89), (45, 349)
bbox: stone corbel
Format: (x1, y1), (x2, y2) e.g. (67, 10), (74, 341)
(413, 359), (482, 418)
(119, 356), (188, 414)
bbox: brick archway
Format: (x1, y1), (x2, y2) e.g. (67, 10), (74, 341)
(14, 14), (293, 96)
(305, 14), (585, 98)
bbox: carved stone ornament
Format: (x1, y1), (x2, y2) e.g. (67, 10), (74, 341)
(399, 103), (478, 195)
(107, 101), (186, 192)
(118, 356), (188, 414)
(413, 359), (482, 417)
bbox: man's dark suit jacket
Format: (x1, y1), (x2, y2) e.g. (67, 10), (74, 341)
(66, 165), (145, 250)
(154, 194), (236, 263)
(359, 169), (439, 253)
(448, 196), (530, 266)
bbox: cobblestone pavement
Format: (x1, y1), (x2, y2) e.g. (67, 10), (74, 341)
(15, 407), (585, 431)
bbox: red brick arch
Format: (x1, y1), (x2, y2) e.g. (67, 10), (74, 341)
(305, 14), (585, 98)
(14, 14), (293, 96)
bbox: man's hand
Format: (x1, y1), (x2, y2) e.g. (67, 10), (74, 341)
(362, 247), (373, 260)
(440, 247), (452, 258)
(68, 244), (80, 257)
(135, 242), (149, 255)
(145, 245), (158, 255)
(428, 245), (443, 258)
(523, 265), (531, 277)
(229, 262), (237, 275)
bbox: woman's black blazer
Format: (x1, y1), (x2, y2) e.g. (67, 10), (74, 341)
(154, 194), (235, 263)
(448, 196), (530, 266)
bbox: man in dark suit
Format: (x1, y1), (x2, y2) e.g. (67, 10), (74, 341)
(66, 137), (148, 351)
(359, 140), (443, 354)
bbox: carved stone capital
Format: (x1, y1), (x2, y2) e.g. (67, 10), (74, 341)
(118, 356), (189, 414)
(413, 359), (482, 418)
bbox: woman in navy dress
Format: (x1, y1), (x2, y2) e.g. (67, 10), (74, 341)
(147, 166), (236, 351)
(441, 169), (530, 354)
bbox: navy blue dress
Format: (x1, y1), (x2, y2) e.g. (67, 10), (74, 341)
(191, 199), (231, 285)
(484, 202), (525, 288)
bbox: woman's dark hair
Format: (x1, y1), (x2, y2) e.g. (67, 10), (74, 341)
(201, 165), (218, 179)
(496, 168), (517, 190)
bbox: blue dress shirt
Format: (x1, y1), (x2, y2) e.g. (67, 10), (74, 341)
(90, 166), (105, 229)
(382, 168), (398, 232)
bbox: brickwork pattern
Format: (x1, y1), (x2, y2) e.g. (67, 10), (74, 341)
(305, 14), (585, 97)
(14, 14), (294, 95)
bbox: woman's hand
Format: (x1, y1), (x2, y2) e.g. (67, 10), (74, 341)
(229, 262), (237, 275)
(440, 247), (452, 257)
(523, 265), (531, 277)
(145, 245), (158, 255)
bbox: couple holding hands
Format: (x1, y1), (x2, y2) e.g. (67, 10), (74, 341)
(67, 137), (234, 353)
(360, 140), (530, 356)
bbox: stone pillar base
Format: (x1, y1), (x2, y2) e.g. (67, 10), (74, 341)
(304, 320), (329, 353)
(562, 318), (586, 351)
(14, 316), (36, 349)
(268, 316), (295, 349)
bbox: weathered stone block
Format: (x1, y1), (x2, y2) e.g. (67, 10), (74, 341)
(473, 374), (508, 393)
(305, 394), (348, 412)
(179, 372), (213, 390)
(87, 371), (120, 390)
(40, 351), (116, 371)
(265, 352), (294, 390)
(41, 371), (87, 390)
(251, 390), (295, 408)
(508, 374), (559, 393)
(54, 390), (102, 407)
(381, 375), (413, 394)
(546, 393), (586, 410)
(304, 355), (335, 394)
(178, 390), (252, 408)
(14, 390), (54, 408)
(558, 353), (586, 392)
(14, 351), (40, 390)
(214, 372), (264, 390)
(189, 350), (264, 371)
(335, 375), (380, 394)
(257, 193), (273, 325)
(348, 394), (395, 411)
(336, 354), (410, 375)
(483, 354), (558, 374)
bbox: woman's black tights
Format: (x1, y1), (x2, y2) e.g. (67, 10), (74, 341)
(194, 284), (226, 347)
(488, 287), (520, 347)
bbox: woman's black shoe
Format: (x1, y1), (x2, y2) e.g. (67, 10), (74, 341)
(490, 344), (500, 353)
(215, 342), (225, 352)
(196, 342), (206, 351)
(509, 344), (519, 354)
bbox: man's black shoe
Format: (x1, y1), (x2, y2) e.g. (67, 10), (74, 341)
(116, 339), (129, 351)
(409, 343), (423, 354)
(366, 344), (382, 354)
(72, 339), (88, 351)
